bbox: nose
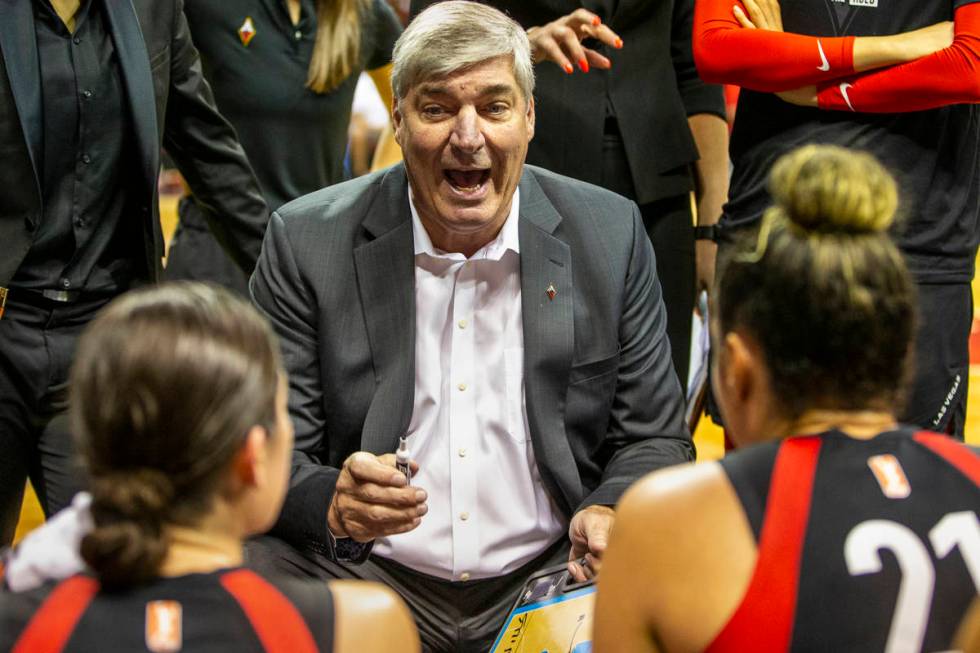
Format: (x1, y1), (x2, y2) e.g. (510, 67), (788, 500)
(449, 106), (485, 154)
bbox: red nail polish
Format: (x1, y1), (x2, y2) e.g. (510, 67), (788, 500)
(592, 16), (601, 26)
(564, 63), (574, 74)
(614, 37), (623, 49)
(579, 58), (589, 73)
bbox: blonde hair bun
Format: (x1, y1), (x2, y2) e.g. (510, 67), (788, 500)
(768, 144), (898, 235)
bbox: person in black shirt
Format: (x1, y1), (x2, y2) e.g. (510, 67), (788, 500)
(164, 0), (402, 295)
(693, 0), (980, 438)
(0, 0), (270, 544)
(594, 145), (980, 653)
(0, 283), (419, 653)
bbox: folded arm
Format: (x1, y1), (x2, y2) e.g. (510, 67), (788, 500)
(694, 0), (954, 92)
(817, 3), (980, 112)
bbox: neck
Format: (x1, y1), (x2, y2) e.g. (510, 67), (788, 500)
(781, 408), (898, 439)
(157, 524), (243, 577)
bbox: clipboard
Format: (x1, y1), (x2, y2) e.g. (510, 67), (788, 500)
(488, 562), (596, 653)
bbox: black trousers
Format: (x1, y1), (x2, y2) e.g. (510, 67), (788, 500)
(0, 296), (101, 544)
(601, 131), (695, 393)
(245, 535), (570, 653)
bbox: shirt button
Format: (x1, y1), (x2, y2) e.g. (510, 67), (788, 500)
(81, 154), (91, 164)
(60, 278), (71, 289)
(460, 512), (469, 521)
(459, 572), (471, 581)
(294, 30), (302, 40)
(82, 90), (92, 99)
(457, 319), (467, 329)
(458, 448), (466, 458)
(73, 217), (85, 228)
(72, 36), (81, 45)
(458, 383), (467, 392)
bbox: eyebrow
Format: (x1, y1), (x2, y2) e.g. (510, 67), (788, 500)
(416, 83), (517, 99)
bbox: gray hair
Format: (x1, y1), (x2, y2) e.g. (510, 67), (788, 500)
(392, 1), (535, 104)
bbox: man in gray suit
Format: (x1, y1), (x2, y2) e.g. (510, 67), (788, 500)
(248, 2), (692, 650)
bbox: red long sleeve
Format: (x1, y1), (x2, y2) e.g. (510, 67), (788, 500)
(693, 0), (855, 92)
(817, 3), (980, 113)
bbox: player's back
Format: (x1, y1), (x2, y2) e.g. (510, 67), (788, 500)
(0, 567), (334, 652)
(711, 426), (980, 652)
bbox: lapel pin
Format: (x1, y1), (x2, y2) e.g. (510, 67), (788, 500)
(238, 16), (256, 47)
(546, 284), (557, 301)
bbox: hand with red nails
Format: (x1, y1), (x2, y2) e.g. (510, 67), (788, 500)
(525, 8), (623, 74)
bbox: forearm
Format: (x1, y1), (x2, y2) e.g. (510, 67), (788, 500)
(694, 0), (855, 91)
(817, 4), (980, 113)
(687, 113), (729, 227)
(694, 0), (952, 91)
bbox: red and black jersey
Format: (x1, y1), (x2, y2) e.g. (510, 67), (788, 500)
(696, 0), (980, 284)
(0, 567), (334, 652)
(710, 427), (980, 652)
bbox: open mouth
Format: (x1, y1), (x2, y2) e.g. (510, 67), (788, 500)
(444, 168), (491, 193)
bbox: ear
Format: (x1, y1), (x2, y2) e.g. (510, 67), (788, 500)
(392, 97), (405, 145)
(525, 97), (535, 142)
(232, 426), (270, 488)
(723, 331), (759, 406)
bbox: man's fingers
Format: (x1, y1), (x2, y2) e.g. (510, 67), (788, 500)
(346, 452), (407, 486)
(344, 480), (428, 508)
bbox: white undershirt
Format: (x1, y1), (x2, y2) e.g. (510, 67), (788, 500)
(371, 188), (567, 581)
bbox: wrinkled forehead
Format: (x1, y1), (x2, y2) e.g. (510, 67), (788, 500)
(407, 58), (529, 104)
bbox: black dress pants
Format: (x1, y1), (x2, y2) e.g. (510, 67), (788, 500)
(0, 295), (102, 544)
(245, 534), (570, 653)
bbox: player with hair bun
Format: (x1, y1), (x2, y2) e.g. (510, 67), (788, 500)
(0, 283), (419, 653)
(594, 145), (980, 653)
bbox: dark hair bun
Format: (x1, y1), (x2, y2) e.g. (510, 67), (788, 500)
(80, 469), (174, 587)
(768, 144), (897, 235)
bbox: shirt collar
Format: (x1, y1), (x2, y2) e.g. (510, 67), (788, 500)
(410, 187), (521, 261)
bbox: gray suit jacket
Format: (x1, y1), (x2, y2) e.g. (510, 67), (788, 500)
(251, 163), (692, 558)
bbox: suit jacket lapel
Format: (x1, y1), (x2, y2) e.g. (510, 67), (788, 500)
(519, 169), (579, 517)
(102, 0), (157, 192)
(0, 0), (42, 194)
(354, 166), (417, 455)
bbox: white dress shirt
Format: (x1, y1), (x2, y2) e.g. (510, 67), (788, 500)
(372, 189), (567, 581)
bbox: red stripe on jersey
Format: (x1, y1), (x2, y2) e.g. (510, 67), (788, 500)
(220, 569), (319, 653)
(913, 431), (980, 487)
(707, 436), (822, 652)
(12, 575), (99, 653)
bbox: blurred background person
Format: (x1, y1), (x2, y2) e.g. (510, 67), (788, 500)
(0, 0), (269, 547)
(0, 284), (419, 653)
(165, 0), (403, 295)
(693, 0), (980, 437)
(594, 145), (980, 652)
(410, 0), (730, 392)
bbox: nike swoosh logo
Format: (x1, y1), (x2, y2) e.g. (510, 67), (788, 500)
(840, 83), (855, 111)
(816, 40), (830, 71)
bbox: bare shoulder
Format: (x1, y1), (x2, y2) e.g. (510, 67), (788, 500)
(330, 581), (420, 653)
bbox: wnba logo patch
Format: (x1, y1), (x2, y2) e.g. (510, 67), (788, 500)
(867, 454), (911, 499)
(146, 600), (183, 652)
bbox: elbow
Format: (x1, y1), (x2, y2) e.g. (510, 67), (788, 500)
(692, 33), (730, 83)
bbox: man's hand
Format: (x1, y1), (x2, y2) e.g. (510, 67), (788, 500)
(327, 452), (427, 543)
(733, 0), (783, 31)
(527, 9), (623, 74)
(567, 505), (615, 582)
